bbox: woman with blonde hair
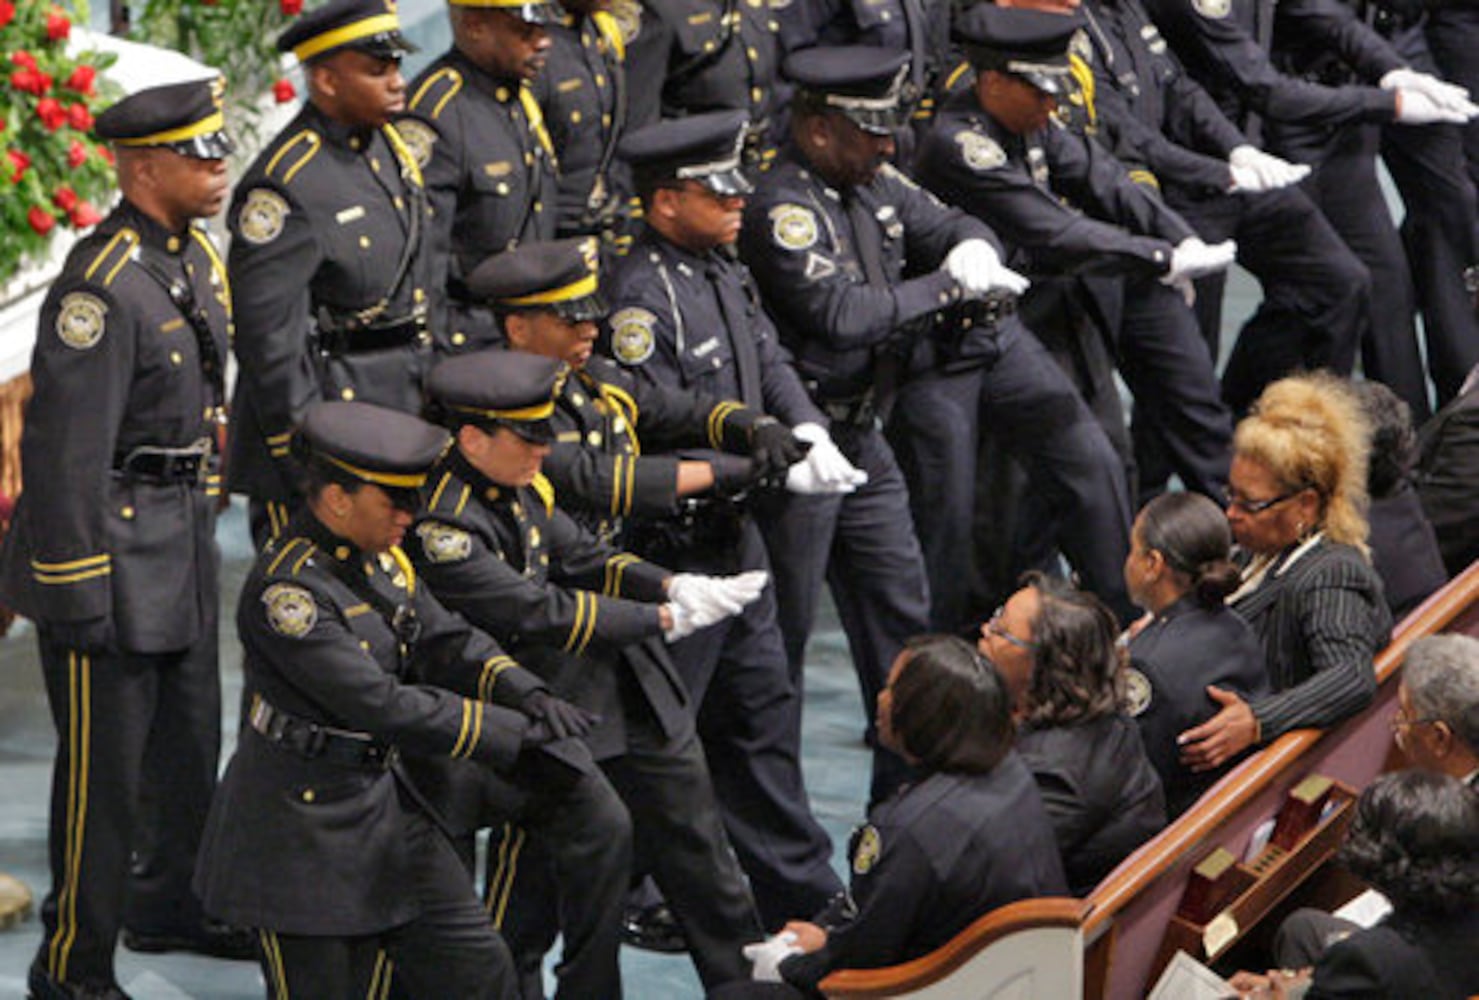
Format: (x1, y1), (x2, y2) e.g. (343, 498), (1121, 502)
(1179, 374), (1393, 773)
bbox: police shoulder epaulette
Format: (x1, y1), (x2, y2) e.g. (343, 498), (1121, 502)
(264, 535), (320, 580)
(426, 466), (477, 519)
(531, 473), (556, 516)
(409, 67), (463, 121)
(264, 129), (322, 186)
(81, 227), (139, 288)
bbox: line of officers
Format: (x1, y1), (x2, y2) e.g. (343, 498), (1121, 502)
(1, 0), (1476, 997)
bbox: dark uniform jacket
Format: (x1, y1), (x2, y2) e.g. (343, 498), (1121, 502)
(1016, 712), (1167, 896)
(0, 201), (228, 653)
(625, 0), (783, 160)
(1308, 910), (1479, 1000)
(1416, 379), (1479, 576)
(534, 11), (634, 238)
(227, 104), (434, 508)
(408, 454), (691, 762)
(1127, 596), (1270, 818)
(194, 513), (543, 934)
(402, 49), (560, 351)
(918, 92), (1189, 279)
(738, 154), (987, 400)
(778, 757), (1068, 991)
(1230, 535), (1392, 742)
(1368, 482), (1447, 619)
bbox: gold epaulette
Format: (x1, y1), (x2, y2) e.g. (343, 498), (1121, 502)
(82, 228), (139, 288)
(531, 473), (556, 516)
(264, 129), (322, 186)
(427, 467), (475, 518)
(264, 536), (318, 579)
(409, 66), (463, 120)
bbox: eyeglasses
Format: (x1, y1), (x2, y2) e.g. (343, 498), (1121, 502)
(1390, 710), (1440, 732)
(1222, 486), (1304, 515)
(984, 607), (1037, 651)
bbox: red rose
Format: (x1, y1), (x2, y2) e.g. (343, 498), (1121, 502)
(52, 186), (77, 212)
(98, 145), (114, 165)
(28, 205), (55, 235)
(280, 0), (304, 14)
(0, 2), (15, 29)
(70, 201), (102, 228)
(6, 149), (30, 182)
(11, 51), (36, 71)
(66, 103), (91, 131)
(64, 65), (95, 96)
(45, 8), (71, 42)
(10, 69), (52, 95)
(272, 78), (296, 104)
(36, 97), (66, 131)
(66, 139), (87, 168)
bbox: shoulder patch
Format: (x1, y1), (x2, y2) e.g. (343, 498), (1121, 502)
(957, 131), (1007, 172)
(769, 203), (818, 250)
(409, 66), (464, 120)
(263, 582), (318, 638)
(55, 291), (107, 350)
(238, 188), (289, 246)
(852, 824), (882, 875)
(610, 307), (656, 365)
(1123, 666), (1153, 717)
(415, 521), (472, 564)
(1192, 0), (1231, 18)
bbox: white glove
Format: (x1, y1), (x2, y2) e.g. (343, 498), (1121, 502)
(1163, 237), (1237, 285)
(664, 571), (768, 641)
(1380, 67), (1472, 111)
(786, 423), (868, 495)
(1393, 88), (1477, 125)
(943, 239), (1031, 298)
(1227, 145), (1311, 192)
(743, 931), (801, 982)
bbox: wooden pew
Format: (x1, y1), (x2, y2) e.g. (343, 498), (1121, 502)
(816, 561), (1479, 1000)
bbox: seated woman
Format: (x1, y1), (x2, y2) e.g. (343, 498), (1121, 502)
(1124, 492), (1270, 818)
(980, 574), (1166, 896)
(713, 635), (1067, 999)
(1230, 769), (1479, 1000)
(1180, 374), (1394, 774)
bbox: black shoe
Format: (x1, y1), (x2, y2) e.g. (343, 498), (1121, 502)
(620, 903), (688, 954)
(121, 919), (257, 961)
(27, 964), (134, 1000)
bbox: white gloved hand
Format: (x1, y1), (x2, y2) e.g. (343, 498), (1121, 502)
(786, 423), (869, 495)
(1380, 67), (1471, 111)
(943, 239), (1032, 298)
(1163, 237), (1237, 285)
(662, 601), (700, 642)
(1227, 145), (1311, 191)
(742, 931), (801, 982)
(1393, 88), (1478, 125)
(665, 571), (768, 642)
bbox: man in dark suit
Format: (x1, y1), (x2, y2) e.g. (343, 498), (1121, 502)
(1416, 365), (1479, 576)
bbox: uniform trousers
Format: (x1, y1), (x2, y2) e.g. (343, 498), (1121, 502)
(662, 519), (842, 929)
(889, 317), (1134, 632)
(259, 809), (517, 1000)
(33, 628), (220, 991)
(1425, 4), (1479, 198)
(756, 426), (929, 807)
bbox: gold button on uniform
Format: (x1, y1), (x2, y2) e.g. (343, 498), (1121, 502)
(120, 506), (135, 520)
(571, 110), (582, 123)
(751, 87), (762, 103)
(302, 789), (316, 803)
(587, 431), (602, 446)
(452, 332), (467, 346)
(359, 236), (371, 248)
(341, 387), (356, 400)
(166, 236), (181, 253)
(170, 350), (183, 365)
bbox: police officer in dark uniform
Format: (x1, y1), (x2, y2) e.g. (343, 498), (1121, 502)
(624, 0), (786, 166)
(401, 0), (562, 354)
(535, 0), (639, 245)
(1018, 0), (1372, 414)
(412, 350), (767, 992)
(197, 402), (587, 999)
(228, 0), (430, 548)
(0, 76), (248, 1000)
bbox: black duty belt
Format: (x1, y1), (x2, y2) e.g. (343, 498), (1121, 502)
(112, 439), (215, 484)
(819, 392), (881, 431)
(249, 693), (397, 769)
(317, 318), (427, 356)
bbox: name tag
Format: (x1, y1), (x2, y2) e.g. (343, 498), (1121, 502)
(336, 205), (365, 224)
(692, 336), (720, 358)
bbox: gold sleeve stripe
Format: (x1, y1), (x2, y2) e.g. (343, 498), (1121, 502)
(489, 825), (527, 929)
(191, 229), (232, 317)
(478, 656), (516, 701)
(1128, 168), (1161, 189)
(260, 930), (290, 999)
(266, 431), (294, 445)
(32, 554), (109, 572)
(563, 591), (587, 652)
(266, 536), (309, 576)
(604, 553), (639, 596)
(707, 401), (742, 449)
(450, 700), (474, 759)
(33, 565), (111, 586)
(574, 596), (598, 655)
(464, 701), (484, 758)
(410, 67), (462, 119)
(265, 130), (321, 184)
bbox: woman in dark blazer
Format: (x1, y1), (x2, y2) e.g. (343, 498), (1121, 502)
(980, 574), (1166, 896)
(1124, 492), (1270, 818)
(1179, 374), (1393, 775)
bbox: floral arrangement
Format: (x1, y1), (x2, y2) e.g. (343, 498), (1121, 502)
(2, 1), (117, 279)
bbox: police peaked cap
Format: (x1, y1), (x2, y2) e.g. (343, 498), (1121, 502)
(426, 350), (566, 444)
(298, 402), (449, 496)
(955, 5), (1084, 96)
(95, 76), (234, 159)
(278, 0), (418, 63)
(447, 0), (566, 25)
(466, 239), (608, 322)
(619, 110), (754, 197)
(785, 46), (913, 134)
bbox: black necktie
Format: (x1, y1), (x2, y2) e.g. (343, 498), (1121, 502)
(706, 259), (762, 408)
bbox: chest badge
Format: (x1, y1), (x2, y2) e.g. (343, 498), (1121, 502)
(1192, 0), (1232, 19)
(263, 582), (317, 638)
(55, 291), (107, 351)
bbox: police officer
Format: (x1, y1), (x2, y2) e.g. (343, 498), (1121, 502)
(401, 0), (562, 354)
(412, 350), (767, 992)
(534, 0), (638, 245)
(197, 402), (587, 999)
(0, 75), (248, 1000)
(1003, 0), (1371, 415)
(228, 0), (431, 548)
(624, 0), (786, 166)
